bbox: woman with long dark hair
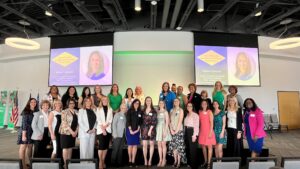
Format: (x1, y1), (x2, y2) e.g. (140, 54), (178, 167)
(18, 98), (38, 169)
(123, 88), (134, 109)
(78, 87), (93, 109)
(141, 96), (157, 166)
(61, 86), (79, 109)
(126, 99), (142, 167)
(184, 102), (199, 169)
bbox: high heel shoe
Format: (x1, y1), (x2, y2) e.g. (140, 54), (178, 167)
(200, 163), (207, 168)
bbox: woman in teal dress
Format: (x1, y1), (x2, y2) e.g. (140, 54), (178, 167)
(212, 81), (227, 110)
(212, 101), (227, 159)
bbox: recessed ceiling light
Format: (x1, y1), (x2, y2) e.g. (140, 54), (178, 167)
(151, 1), (157, 5)
(176, 27), (182, 30)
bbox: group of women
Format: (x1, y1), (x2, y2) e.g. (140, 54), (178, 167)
(17, 81), (266, 169)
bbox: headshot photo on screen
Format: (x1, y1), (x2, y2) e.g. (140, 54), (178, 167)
(235, 52), (253, 81)
(79, 46), (113, 85)
(86, 51), (105, 80)
(227, 47), (259, 86)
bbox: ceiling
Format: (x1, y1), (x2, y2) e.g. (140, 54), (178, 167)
(0, 36), (300, 62)
(0, 0), (300, 43)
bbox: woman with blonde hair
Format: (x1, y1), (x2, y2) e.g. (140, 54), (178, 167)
(31, 100), (51, 158)
(48, 100), (63, 159)
(87, 51), (106, 80)
(78, 97), (97, 160)
(226, 96), (243, 157)
(96, 96), (113, 169)
(134, 86), (145, 105)
(212, 81), (227, 110)
(156, 100), (171, 167)
(235, 52), (252, 80)
(60, 98), (78, 168)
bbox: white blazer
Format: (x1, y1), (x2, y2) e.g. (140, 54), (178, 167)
(96, 107), (113, 135)
(78, 109), (97, 138)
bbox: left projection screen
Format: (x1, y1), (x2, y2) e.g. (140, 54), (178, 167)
(49, 33), (113, 86)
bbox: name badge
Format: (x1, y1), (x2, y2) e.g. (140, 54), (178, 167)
(149, 113), (153, 116)
(138, 114), (141, 118)
(39, 115), (44, 118)
(120, 117), (124, 120)
(250, 114), (256, 117)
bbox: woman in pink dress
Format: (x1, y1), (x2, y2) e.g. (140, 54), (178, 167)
(198, 100), (216, 169)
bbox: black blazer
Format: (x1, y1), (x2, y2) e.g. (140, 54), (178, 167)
(187, 92), (201, 113)
(226, 108), (243, 132)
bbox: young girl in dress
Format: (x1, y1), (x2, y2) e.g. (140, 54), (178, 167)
(198, 100), (216, 169)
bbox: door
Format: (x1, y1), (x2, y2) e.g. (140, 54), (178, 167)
(277, 91), (300, 129)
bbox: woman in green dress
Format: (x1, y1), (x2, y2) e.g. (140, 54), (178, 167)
(212, 101), (227, 159)
(212, 81), (227, 110)
(108, 84), (122, 113)
(156, 100), (171, 167)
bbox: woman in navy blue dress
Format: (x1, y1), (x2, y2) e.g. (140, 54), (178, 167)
(17, 98), (38, 169)
(126, 99), (143, 167)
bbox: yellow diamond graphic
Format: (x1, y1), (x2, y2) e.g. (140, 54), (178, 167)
(198, 50), (225, 66)
(52, 52), (78, 67)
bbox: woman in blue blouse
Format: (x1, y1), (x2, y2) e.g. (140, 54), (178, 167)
(159, 82), (176, 112)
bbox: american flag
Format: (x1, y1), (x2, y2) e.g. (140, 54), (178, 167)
(10, 91), (19, 127)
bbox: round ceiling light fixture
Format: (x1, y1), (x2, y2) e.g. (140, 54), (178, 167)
(5, 37), (40, 50)
(269, 37), (300, 50)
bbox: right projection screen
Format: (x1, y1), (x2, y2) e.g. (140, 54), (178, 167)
(194, 32), (260, 86)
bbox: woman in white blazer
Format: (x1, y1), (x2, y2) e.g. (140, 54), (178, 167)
(78, 97), (97, 159)
(96, 96), (113, 169)
(31, 100), (51, 157)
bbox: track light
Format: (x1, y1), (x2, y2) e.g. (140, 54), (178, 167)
(254, 3), (262, 17)
(135, 0), (141, 11)
(151, 1), (157, 5)
(45, 4), (53, 16)
(197, 0), (204, 13)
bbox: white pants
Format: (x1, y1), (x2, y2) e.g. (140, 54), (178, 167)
(80, 134), (96, 159)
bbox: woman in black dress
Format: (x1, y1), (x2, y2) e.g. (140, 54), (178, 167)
(141, 96), (157, 166)
(18, 98), (38, 169)
(60, 99), (78, 168)
(61, 86), (79, 109)
(96, 96), (113, 169)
